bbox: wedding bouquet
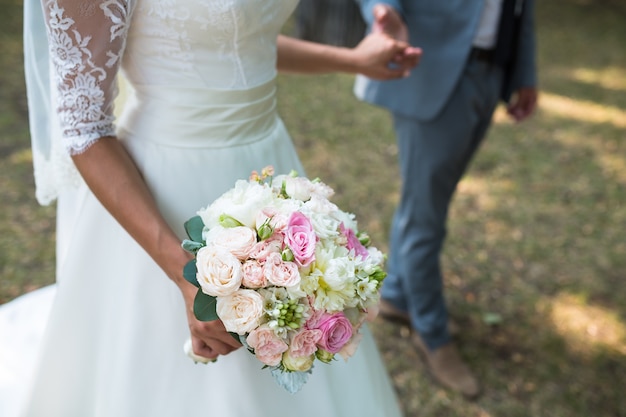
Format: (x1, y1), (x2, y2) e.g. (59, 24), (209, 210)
(181, 167), (387, 393)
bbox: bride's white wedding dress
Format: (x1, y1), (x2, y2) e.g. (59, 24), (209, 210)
(0, 0), (403, 416)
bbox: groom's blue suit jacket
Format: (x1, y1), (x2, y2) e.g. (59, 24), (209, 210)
(354, 0), (537, 121)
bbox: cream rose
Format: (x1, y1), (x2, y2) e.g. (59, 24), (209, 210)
(196, 245), (242, 297)
(216, 289), (265, 335)
(204, 225), (257, 260)
(282, 351), (315, 372)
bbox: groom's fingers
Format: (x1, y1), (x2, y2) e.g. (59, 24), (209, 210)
(372, 4), (406, 41)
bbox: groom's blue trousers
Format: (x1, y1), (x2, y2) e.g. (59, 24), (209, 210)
(381, 57), (504, 350)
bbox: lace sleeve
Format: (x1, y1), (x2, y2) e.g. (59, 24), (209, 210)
(43, 0), (134, 154)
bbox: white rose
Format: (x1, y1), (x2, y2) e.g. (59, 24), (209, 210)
(302, 195), (338, 215)
(324, 256), (356, 290)
(216, 289), (265, 335)
(204, 225), (257, 260)
(196, 245), (243, 297)
(274, 175), (313, 201)
(301, 208), (340, 240)
(309, 180), (335, 199)
(331, 209), (358, 232)
(198, 180), (273, 229)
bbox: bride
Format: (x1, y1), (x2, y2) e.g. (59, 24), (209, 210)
(0, 0), (420, 416)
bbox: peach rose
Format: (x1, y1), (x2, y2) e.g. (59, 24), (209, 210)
(263, 252), (301, 287)
(241, 259), (267, 289)
(246, 325), (288, 366)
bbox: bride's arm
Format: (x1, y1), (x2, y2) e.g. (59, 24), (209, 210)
(39, 0), (239, 360)
(71, 138), (240, 359)
(276, 33), (421, 79)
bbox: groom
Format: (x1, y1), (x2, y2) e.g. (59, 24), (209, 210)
(355, 0), (538, 398)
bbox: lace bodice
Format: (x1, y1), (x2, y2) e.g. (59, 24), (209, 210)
(41, 0), (298, 154)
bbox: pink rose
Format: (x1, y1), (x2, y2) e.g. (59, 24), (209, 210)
(263, 252), (301, 287)
(315, 312), (353, 354)
(304, 302), (325, 330)
(339, 223), (368, 259)
(248, 235), (282, 263)
(241, 259), (267, 288)
(246, 325), (288, 366)
(289, 329), (322, 358)
(284, 211), (316, 267)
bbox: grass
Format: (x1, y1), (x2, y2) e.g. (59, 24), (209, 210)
(2, 1), (625, 416)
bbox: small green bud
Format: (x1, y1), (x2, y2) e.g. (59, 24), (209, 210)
(219, 214), (243, 228)
(315, 349), (335, 363)
(282, 248), (295, 262)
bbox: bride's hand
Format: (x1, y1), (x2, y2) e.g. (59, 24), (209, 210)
(179, 281), (242, 361)
(351, 31), (421, 80)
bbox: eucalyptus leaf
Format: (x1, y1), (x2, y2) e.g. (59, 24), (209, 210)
(181, 239), (204, 254)
(270, 368), (310, 394)
(184, 215), (205, 243)
(183, 260), (199, 287)
(193, 290), (218, 321)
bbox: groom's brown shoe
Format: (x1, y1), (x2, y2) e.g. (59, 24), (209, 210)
(411, 333), (481, 399)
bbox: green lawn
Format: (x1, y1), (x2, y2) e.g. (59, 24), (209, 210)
(1, 1), (625, 416)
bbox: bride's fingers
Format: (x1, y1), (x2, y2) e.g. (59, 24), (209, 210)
(191, 337), (218, 361)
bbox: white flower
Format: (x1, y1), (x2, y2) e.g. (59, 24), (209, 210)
(301, 202), (341, 240)
(309, 180), (335, 200)
(355, 279), (379, 302)
(274, 175), (314, 201)
(60, 73), (106, 124)
(331, 209), (358, 233)
(198, 180), (273, 229)
(216, 289), (265, 335)
(196, 244), (242, 297)
(203, 225), (257, 261)
(324, 256), (356, 290)
(50, 30), (83, 77)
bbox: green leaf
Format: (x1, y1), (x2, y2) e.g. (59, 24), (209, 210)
(184, 215), (205, 242)
(183, 259), (199, 287)
(194, 290), (218, 321)
(181, 239), (204, 254)
(229, 332), (242, 344)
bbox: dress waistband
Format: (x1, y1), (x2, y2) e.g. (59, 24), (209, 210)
(117, 80), (278, 148)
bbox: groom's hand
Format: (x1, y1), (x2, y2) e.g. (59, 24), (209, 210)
(372, 4), (409, 43)
(371, 3), (420, 74)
